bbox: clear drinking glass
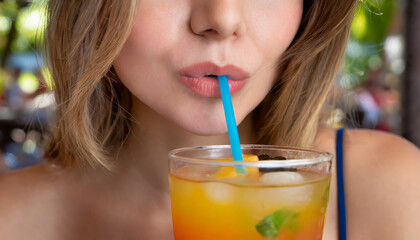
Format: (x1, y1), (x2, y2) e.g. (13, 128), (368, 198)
(169, 145), (333, 240)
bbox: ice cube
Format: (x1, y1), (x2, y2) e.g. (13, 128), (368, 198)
(176, 165), (217, 181)
(260, 172), (307, 185)
(259, 172), (314, 205)
(203, 182), (236, 204)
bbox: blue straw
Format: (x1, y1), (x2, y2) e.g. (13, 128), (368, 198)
(218, 76), (244, 167)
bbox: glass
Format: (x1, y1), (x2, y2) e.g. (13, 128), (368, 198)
(168, 145), (333, 240)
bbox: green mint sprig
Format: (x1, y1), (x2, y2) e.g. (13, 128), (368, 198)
(255, 209), (300, 238)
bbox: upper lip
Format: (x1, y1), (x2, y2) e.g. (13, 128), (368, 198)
(179, 62), (249, 80)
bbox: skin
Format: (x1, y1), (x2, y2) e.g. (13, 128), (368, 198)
(113, 0), (302, 135)
(1, 0), (420, 239)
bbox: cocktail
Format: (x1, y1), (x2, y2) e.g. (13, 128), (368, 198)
(169, 145), (332, 240)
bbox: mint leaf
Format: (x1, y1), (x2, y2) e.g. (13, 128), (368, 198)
(255, 215), (280, 238)
(255, 209), (300, 238)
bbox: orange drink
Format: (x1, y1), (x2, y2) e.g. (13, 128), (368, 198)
(169, 145), (332, 240)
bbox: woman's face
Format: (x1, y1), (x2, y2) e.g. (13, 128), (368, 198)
(114, 0), (303, 135)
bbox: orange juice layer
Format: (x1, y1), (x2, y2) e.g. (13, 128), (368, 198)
(169, 174), (330, 240)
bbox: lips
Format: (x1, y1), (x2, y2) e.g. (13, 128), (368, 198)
(179, 62), (249, 97)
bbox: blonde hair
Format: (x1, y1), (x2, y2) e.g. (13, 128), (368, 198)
(44, 0), (138, 170)
(257, 0), (359, 146)
(44, 0), (358, 170)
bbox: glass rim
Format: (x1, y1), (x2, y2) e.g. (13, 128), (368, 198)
(169, 144), (333, 168)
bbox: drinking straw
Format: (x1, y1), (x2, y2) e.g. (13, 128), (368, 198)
(218, 75), (245, 174)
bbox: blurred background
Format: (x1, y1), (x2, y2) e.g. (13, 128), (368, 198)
(0, 0), (419, 174)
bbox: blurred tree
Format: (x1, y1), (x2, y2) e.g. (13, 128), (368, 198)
(0, 0), (31, 68)
(343, 0), (395, 89)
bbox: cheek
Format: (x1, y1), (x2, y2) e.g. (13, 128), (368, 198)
(251, 3), (303, 61)
(242, 4), (303, 108)
(113, 6), (180, 95)
(121, 1), (187, 61)
(124, 16), (168, 60)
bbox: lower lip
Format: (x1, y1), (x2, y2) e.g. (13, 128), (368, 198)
(179, 76), (247, 97)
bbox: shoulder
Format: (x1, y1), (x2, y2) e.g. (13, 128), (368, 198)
(343, 128), (420, 157)
(342, 129), (420, 175)
(0, 163), (76, 238)
(0, 162), (64, 199)
(342, 129), (420, 239)
(0, 163), (57, 204)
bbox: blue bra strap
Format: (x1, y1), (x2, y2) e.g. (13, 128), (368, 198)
(336, 128), (347, 240)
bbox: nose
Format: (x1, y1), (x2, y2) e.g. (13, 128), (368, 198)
(190, 0), (246, 40)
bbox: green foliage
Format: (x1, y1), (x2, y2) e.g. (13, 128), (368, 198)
(352, 0), (395, 44)
(0, 2), (19, 18)
(13, 6), (45, 52)
(0, 0), (46, 56)
(343, 0), (396, 89)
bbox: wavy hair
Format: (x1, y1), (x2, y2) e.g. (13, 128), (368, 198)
(257, 0), (358, 146)
(43, 0), (358, 170)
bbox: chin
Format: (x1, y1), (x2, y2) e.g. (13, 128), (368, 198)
(176, 118), (229, 136)
(170, 103), (249, 137)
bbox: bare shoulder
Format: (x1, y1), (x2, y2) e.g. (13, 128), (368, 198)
(0, 163), (74, 239)
(344, 128), (420, 160)
(0, 162), (64, 201)
(343, 129), (420, 239)
(343, 129), (420, 179)
(0, 162), (58, 203)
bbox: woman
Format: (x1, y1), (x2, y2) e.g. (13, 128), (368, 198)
(1, 0), (419, 239)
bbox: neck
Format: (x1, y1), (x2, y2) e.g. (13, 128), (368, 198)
(116, 98), (256, 193)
